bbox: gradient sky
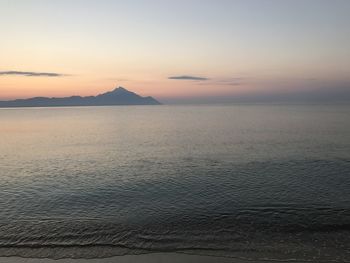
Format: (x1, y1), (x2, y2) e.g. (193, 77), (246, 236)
(1, 0), (350, 103)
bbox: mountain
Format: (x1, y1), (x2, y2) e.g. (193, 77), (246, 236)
(0, 87), (161, 107)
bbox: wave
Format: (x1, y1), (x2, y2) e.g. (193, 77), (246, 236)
(0, 206), (349, 261)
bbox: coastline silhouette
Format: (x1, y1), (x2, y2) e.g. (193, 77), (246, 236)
(0, 86), (161, 107)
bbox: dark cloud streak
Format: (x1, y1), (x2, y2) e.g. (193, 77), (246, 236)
(196, 77), (248, 86)
(168, 75), (209, 81)
(0, 71), (65, 77)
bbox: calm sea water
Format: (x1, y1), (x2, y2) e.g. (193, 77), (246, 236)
(0, 105), (349, 261)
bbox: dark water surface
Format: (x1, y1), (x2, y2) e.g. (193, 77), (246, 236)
(0, 105), (349, 261)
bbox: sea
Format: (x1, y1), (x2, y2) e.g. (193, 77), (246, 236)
(0, 104), (349, 262)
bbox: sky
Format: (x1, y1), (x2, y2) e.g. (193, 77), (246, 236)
(1, 0), (350, 103)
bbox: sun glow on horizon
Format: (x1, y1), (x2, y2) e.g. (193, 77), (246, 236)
(1, 0), (350, 103)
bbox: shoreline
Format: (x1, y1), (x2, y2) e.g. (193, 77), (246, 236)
(0, 253), (276, 263)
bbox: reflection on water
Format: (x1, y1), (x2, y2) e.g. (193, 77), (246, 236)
(0, 105), (349, 261)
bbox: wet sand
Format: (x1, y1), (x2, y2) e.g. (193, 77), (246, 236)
(0, 253), (266, 263)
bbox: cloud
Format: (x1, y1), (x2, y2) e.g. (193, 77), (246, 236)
(196, 77), (248, 86)
(214, 77), (247, 86)
(0, 71), (65, 77)
(168, 75), (209, 81)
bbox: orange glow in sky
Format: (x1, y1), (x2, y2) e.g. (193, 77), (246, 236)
(1, 0), (350, 103)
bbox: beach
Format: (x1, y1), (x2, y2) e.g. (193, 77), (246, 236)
(0, 253), (264, 263)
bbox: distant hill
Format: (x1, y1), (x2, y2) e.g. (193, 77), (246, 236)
(0, 87), (161, 107)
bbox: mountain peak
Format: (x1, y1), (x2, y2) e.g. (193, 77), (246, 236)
(113, 86), (128, 92)
(0, 86), (161, 107)
(109, 86), (134, 95)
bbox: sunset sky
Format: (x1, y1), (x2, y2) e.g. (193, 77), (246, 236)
(1, 0), (350, 103)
